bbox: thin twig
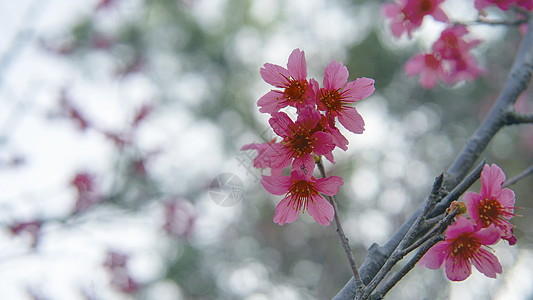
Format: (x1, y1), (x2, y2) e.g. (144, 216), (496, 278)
(316, 158), (363, 289)
(503, 164), (533, 187)
(505, 111), (533, 125)
(370, 207), (460, 299)
(453, 18), (527, 27)
(429, 159), (485, 218)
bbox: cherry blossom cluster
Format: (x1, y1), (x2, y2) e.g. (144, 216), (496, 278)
(242, 49), (375, 226)
(419, 164), (517, 281)
(383, 0), (533, 88)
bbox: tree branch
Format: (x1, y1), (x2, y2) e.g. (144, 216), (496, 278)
(369, 206), (460, 299)
(505, 111), (533, 125)
(333, 13), (533, 300)
(503, 164), (533, 187)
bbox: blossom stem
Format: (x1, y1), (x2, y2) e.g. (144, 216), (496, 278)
(429, 159), (485, 218)
(316, 158), (364, 290)
(503, 164), (533, 187)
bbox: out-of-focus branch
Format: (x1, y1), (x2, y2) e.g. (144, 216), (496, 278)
(453, 18), (527, 27)
(505, 111), (533, 125)
(503, 164), (533, 187)
(334, 13), (533, 300)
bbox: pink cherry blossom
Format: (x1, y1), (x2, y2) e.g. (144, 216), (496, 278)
(265, 106), (335, 175)
(314, 60), (375, 134)
(419, 216), (502, 281)
(475, 0), (533, 11)
(258, 49), (315, 114)
(382, 0), (449, 38)
(432, 25), (483, 84)
(309, 114), (349, 164)
(404, 52), (448, 88)
(261, 171), (343, 226)
(71, 172), (102, 214)
(464, 164), (517, 245)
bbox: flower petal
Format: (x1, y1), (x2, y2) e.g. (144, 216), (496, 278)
(269, 112), (294, 138)
(311, 131), (335, 156)
(445, 216), (476, 240)
(324, 60), (349, 90)
(445, 254), (472, 281)
(260, 175), (292, 195)
(260, 63), (290, 88)
(418, 241), (448, 269)
(258, 90), (285, 114)
(431, 7), (449, 23)
(464, 191), (482, 228)
(472, 225), (501, 246)
(292, 154), (315, 176)
(273, 198), (300, 225)
(307, 194), (334, 226)
(499, 188), (515, 213)
(404, 54), (426, 76)
(287, 49), (307, 81)
(315, 176), (344, 196)
(329, 126), (349, 151)
(338, 106), (365, 134)
(343, 77), (375, 102)
(472, 248), (502, 279)
(296, 106), (321, 130)
(264, 143), (293, 169)
(481, 164), (505, 199)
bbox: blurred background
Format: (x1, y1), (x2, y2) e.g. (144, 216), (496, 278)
(0, 0), (532, 299)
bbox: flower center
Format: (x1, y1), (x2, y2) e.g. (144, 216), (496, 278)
(479, 197), (503, 227)
(319, 89), (343, 113)
(284, 78), (308, 104)
(284, 128), (314, 158)
(425, 54), (441, 70)
(286, 179), (318, 211)
(450, 235), (480, 259)
(419, 0), (434, 13)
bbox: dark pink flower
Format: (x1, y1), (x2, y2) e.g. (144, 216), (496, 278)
(314, 60), (375, 134)
(59, 89), (91, 131)
(266, 106), (335, 175)
(71, 172), (102, 214)
(104, 250), (141, 295)
(432, 25), (483, 84)
(261, 171), (343, 226)
(382, 0), (449, 38)
(419, 216), (502, 281)
(9, 220), (42, 248)
(404, 52), (447, 88)
(464, 164), (517, 245)
(310, 114), (349, 164)
(258, 49), (315, 113)
(475, 0), (533, 11)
